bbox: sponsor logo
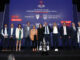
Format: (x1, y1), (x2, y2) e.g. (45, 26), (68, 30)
(43, 15), (47, 20)
(35, 14), (40, 20)
(38, 0), (45, 8)
(11, 16), (22, 21)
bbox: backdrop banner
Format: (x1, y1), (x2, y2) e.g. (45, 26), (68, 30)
(9, 0), (73, 47)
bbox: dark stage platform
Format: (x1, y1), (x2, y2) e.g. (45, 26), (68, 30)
(0, 48), (80, 60)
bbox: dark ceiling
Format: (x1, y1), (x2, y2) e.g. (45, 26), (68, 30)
(0, 0), (80, 12)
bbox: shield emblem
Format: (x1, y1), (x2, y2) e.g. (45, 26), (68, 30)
(35, 14), (40, 20)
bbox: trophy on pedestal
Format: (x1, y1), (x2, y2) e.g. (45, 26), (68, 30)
(39, 37), (50, 52)
(39, 41), (43, 51)
(42, 38), (47, 52)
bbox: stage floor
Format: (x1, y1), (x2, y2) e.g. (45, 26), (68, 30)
(0, 48), (80, 60)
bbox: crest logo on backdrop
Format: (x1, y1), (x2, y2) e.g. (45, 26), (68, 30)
(35, 14), (40, 20)
(38, 0), (45, 8)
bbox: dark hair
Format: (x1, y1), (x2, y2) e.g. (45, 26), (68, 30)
(39, 24), (43, 28)
(4, 24), (7, 26)
(18, 24), (22, 28)
(27, 21), (30, 24)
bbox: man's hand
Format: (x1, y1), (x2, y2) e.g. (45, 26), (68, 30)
(10, 36), (13, 38)
(69, 36), (71, 39)
(4, 36), (8, 38)
(60, 36), (62, 39)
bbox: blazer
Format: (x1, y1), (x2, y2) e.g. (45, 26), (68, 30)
(15, 28), (23, 39)
(70, 27), (77, 37)
(1, 27), (9, 38)
(43, 26), (51, 34)
(60, 26), (70, 37)
(30, 29), (38, 41)
(24, 26), (31, 38)
(9, 28), (15, 38)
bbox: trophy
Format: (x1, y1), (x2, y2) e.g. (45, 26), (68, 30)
(42, 38), (47, 52)
(46, 41), (50, 51)
(39, 41), (43, 51)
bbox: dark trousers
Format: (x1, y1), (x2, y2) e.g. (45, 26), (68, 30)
(53, 34), (59, 48)
(62, 35), (69, 48)
(44, 34), (51, 46)
(71, 35), (77, 48)
(32, 35), (37, 48)
(25, 36), (31, 48)
(38, 35), (43, 46)
(0, 34), (4, 49)
(9, 37), (15, 50)
(3, 38), (8, 49)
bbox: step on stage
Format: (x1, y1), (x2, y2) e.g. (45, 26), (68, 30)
(0, 48), (80, 60)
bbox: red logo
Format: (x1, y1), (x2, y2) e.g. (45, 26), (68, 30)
(11, 16), (22, 21)
(61, 21), (72, 26)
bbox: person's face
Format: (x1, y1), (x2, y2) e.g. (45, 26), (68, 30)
(4, 24), (7, 28)
(78, 22), (80, 27)
(11, 24), (14, 28)
(19, 25), (21, 28)
(27, 22), (30, 26)
(63, 23), (66, 26)
(44, 22), (47, 26)
(33, 26), (35, 29)
(39, 24), (42, 28)
(72, 23), (75, 26)
(53, 23), (57, 26)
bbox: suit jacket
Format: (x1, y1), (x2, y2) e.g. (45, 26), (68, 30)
(1, 27), (9, 38)
(30, 29), (38, 41)
(60, 26), (70, 37)
(43, 26), (51, 34)
(70, 26), (77, 37)
(24, 26), (31, 38)
(9, 28), (15, 38)
(0, 28), (4, 39)
(15, 28), (23, 39)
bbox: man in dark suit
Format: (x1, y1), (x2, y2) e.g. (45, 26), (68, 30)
(0, 27), (3, 50)
(52, 22), (59, 50)
(60, 23), (70, 48)
(24, 22), (31, 49)
(9, 24), (15, 50)
(70, 22), (77, 48)
(77, 22), (80, 48)
(1, 24), (9, 51)
(43, 22), (51, 46)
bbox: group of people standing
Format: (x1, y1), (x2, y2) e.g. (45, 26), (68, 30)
(0, 21), (80, 52)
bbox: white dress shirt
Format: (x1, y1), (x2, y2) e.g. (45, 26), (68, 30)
(73, 26), (76, 31)
(11, 28), (13, 36)
(53, 26), (58, 34)
(78, 27), (80, 32)
(45, 26), (50, 34)
(63, 26), (67, 35)
(77, 27), (80, 43)
(4, 28), (8, 36)
(27, 26), (30, 31)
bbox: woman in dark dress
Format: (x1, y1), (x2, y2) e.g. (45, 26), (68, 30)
(38, 24), (44, 48)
